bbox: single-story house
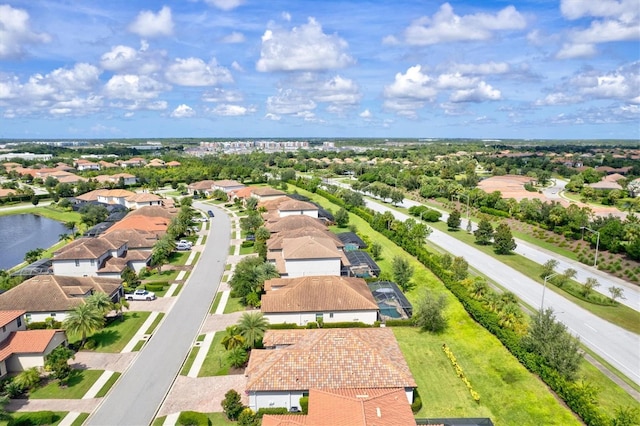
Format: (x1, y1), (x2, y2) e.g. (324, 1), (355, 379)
(251, 187), (287, 201)
(212, 179), (245, 193)
(0, 276), (123, 322)
(0, 310), (67, 378)
(261, 275), (379, 326)
(245, 328), (417, 411)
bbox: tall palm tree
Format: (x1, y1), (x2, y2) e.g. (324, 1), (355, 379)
(63, 304), (105, 348)
(221, 326), (245, 350)
(237, 312), (269, 349)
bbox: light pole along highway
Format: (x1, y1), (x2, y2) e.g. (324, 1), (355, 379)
(86, 203), (230, 426)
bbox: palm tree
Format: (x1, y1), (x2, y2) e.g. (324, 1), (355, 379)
(86, 292), (113, 315)
(227, 347), (249, 368)
(221, 326), (245, 350)
(63, 304), (105, 348)
(237, 312), (269, 349)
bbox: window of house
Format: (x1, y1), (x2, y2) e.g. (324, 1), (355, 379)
(75, 259), (80, 267)
(90, 259), (95, 266)
(329, 313), (334, 318)
(16, 317), (21, 327)
(2, 326), (5, 333)
(50, 313), (56, 317)
(315, 313), (324, 322)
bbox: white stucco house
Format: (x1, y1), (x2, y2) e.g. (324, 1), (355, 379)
(245, 328), (416, 412)
(266, 235), (350, 278)
(276, 199), (319, 218)
(0, 276), (123, 323)
(261, 275), (379, 326)
(0, 310), (67, 378)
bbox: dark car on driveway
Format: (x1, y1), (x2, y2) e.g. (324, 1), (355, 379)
(207, 210), (215, 217)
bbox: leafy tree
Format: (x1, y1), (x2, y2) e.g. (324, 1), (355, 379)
(582, 277), (600, 296)
(608, 286), (626, 303)
(451, 256), (469, 281)
(440, 253), (453, 270)
(121, 267), (141, 289)
(493, 223), (517, 254)
(447, 209), (461, 230)
(24, 248), (45, 264)
(237, 312), (269, 349)
(334, 207), (349, 227)
(151, 235), (175, 272)
(240, 212), (264, 234)
(392, 256), (414, 292)
(79, 204), (109, 227)
(45, 346), (75, 384)
(31, 195), (39, 206)
(390, 189), (404, 206)
(369, 242), (382, 260)
(221, 326), (245, 350)
(540, 259), (559, 278)
(63, 303), (105, 348)
(413, 290), (447, 333)
(557, 268), (577, 287)
(221, 389), (244, 421)
(522, 308), (583, 380)
(237, 408), (259, 426)
(245, 197), (258, 211)
(474, 218), (494, 245)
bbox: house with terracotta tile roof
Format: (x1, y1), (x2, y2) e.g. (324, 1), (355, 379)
(0, 275), (123, 322)
(261, 276), (378, 325)
(251, 187), (287, 200)
(0, 188), (17, 199)
(166, 161), (181, 167)
(265, 215), (328, 235)
(98, 160), (119, 169)
(212, 179), (245, 193)
(116, 158), (146, 168)
(187, 180), (216, 196)
(74, 159), (100, 171)
(104, 212), (171, 237)
(94, 173), (137, 186)
(267, 235), (350, 278)
(0, 310), (67, 378)
(147, 158), (166, 168)
(245, 328), (417, 411)
(262, 388), (416, 426)
(52, 236), (150, 277)
(276, 199), (319, 218)
(228, 186), (260, 202)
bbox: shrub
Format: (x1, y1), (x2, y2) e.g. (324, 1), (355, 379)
(177, 411), (211, 426)
(411, 389), (422, 414)
(384, 319), (415, 327)
(300, 396), (309, 414)
(321, 321), (371, 328)
(221, 389), (244, 421)
(256, 407), (288, 418)
(268, 323), (302, 329)
(9, 411), (58, 426)
(144, 284), (166, 292)
(241, 241), (254, 248)
(305, 322), (319, 329)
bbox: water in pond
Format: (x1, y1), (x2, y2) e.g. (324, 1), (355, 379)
(0, 214), (68, 270)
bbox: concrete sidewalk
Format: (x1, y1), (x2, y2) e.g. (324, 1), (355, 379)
(121, 311), (160, 352)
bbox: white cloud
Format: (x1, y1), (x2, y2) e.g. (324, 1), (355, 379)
(449, 81), (501, 102)
(266, 89), (316, 115)
(570, 19), (640, 44)
(560, 0), (638, 21)
(202, 88), (243, 103)
(231, 61), (244, 72)
(256, 18), (354, 72)
(436, 73), (479, 90)
(104, 74), (169, 100)
(165, 58), (233, 86)
(403, 3), (526, 45)
(204, 0), (244, 11)
(449, 62), (510, 75)
(128, 6), (174, 38)
(384, 65), (438, 100)
(171, 104), (196, 118)
(211, 104), (256, 116)
(282, 12), (292, 22)
(222, 32), (245, 43)
(0, 5), (51, 59)
(556, 43), (597, 59)
(534, 93), (582, 106)
(100, 45), (138, 71)
(359, 109), (372, 119)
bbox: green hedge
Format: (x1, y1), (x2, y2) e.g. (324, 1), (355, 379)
(177, 411), (211, 426)
(9, 411), (58, 426)
(268, 323), (302, 329)
(321, 321), (372, 328)
(144, 283), (166, 292)
(256, 408), (288, 418)
(300, 396), (309, 414)
(411, 389), (423, 414)
(480, 206), (510, 217)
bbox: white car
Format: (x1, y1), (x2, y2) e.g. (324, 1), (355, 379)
(178, 240), (193, 247)
(126, 289), (156, 301)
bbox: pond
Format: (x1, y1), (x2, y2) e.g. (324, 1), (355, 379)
(0, 214), (68, 270)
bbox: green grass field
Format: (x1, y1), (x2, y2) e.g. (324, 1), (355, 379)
(223, 296), (244, 314)
(94, 372), (121, 397)
(198, 333), (230, 376)
(68, 311), (151, 353)
(29, 370), (104, 399)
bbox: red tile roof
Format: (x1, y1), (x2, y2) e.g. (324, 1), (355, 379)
(0, 310), (25, 328)
(0, 330), (64, 362)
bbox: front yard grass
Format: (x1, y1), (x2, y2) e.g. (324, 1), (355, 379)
(239, 244), (254, 255)
(95, 372), (121, 397)
(198, 333), (230, 376)
(69, 413), (90, 426)
(1, 411), (69, 426)
(68, 312), (151, 353)
(291, 185), (629, 422)
(210, 292), (223, 313)
(29, 370), (104, 399)
(145, 312), (165, 334)
(143, 268), (179, 282)
(223, 296), (244, 314)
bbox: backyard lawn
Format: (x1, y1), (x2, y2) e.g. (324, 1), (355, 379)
(29, 370), (104, 399)
(68, 311), (150, 353)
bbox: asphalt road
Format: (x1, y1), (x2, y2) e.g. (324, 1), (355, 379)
(362, 198), (640, 386)
(86, 202), (229, 426)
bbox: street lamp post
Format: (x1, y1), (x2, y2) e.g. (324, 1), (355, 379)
(541, 272), (559, 312)
(456, 193), (471, 232)
(581, 226), (600, 267)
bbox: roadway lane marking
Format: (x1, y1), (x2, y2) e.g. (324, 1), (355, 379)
(584, 323), (597, 332)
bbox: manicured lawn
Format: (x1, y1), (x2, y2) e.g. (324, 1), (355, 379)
(95, 372), (121, 397)
(154, 413), (232, 425)
(30, 370), (104, 399)
(1, 411), (69, 426)
(291, 185), (631, 421)
(145, 312), (165, 334)
(180, 346), (200, 376)
(172, 251), (192, 266)
(131, 340), (145, 351)
(426, 219), (640, 334)
(70, 413), (90, 426)
(199, 333), (231, 376)
(210, 292), (223, 313)
(239, 244), (254, 255)
(143, 268), (180, 282)
(223, 297), (244, 314)
(0, 205), (82, 223)
(68, 312), (151, 353)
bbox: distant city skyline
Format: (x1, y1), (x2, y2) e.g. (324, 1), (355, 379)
(0, 0), (638, 140)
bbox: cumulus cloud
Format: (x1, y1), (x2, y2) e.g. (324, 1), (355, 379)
(104, 74), (169, 101)
(450, 81), (501, 102)
(384, 66), (438, 101)
(560, 0), (638, 21)
(221, 32), (245, 43)
(359, 109), (372, 119)
(211, 104), (256, 116)
(171, 104), (196, 118)
(100, 44), (165, 74)
(266, 89), (316, 119)
(449, 62), (510, 75)
(256, 18), (354, 72)
(202, 88), (243, 103)
(0, 5), (51, 59)
(402, 3), (526, 45)
(165, 57), (233, 86)
(204, 0), (244, 11)
(128, 6), (174, 38)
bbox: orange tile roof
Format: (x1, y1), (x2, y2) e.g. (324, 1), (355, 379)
(261, 276), (378, 314)
(277, 199), (318, 212)
(105, 215), (170, 235)
(0, 189), (17, 198)
(126, 193), (163, 203)
(266, 216), (327, 234)
(0, 310), (25, 328)
(266, 228), (343, 251)
(230, 186), (259, 199)
(246, 328), (416, 392)
(0, 330), (63, 362)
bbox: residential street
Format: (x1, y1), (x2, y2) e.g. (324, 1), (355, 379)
(86, 202), (230, 426)
(362, 198), (640, 386)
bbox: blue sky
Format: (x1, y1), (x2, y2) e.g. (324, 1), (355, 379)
(0, 0), (638, 140)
